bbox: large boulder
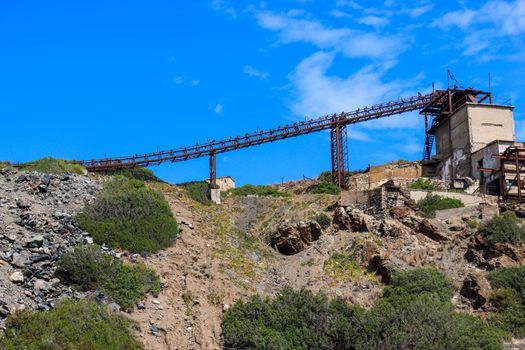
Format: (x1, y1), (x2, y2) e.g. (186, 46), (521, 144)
(466, 234), (525, 268)
(417, 219), (450, 242)
(272, 221), (322, 255)
(460, 272), (492, 309)
(333, 207), (377, 232)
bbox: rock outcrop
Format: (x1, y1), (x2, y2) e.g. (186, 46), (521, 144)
(272, 220), (322, 255)
(0, 168), (102, 319)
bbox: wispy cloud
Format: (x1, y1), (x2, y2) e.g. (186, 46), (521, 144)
(254, 10), (407, 59)
(356, 15), (389, 27)
(214, 103), (224, 114)
(172, 76), (183, 85)
(191, 79), (200, 86)
(243, 65), (269, 80)
(211, 0), (237, 18)
(288, 51), (424, 142)
(433, 0), (525, 60)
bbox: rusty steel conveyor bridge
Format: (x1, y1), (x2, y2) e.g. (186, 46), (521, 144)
(79, 87), (492, 188)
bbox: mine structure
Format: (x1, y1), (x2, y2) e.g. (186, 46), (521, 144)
(79, 84), (522, 203)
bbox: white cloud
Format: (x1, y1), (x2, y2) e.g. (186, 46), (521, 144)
(173, 76), (183, 84)
(288, 51), (424, 141)
(356, 15), (389, 27)
(254, 10), (407, 59)
(243, 65), (269, 80)
(211, 0), (237, 18)
(214, 103), (224, 114)
(433, 1), (525, 59)
(191, 79), (200, 86)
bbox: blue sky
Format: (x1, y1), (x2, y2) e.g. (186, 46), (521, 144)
(1, 0), (524, 185)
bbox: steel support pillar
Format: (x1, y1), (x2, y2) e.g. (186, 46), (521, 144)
(330, 123), (349, 189)
(209, 152), (217, 189)
(423, 113), (431, 160)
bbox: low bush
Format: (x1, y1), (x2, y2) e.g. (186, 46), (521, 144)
(480, 211), (525, 245)
(318, 170), (332, 183)
(22, 157), (85, 174)
(487, 266), (525, 336)
(0, 299), (141, 349)
(223, 268), (504, 350)
(309, 182), (341, 195)
(57, 245), (160, 310)
(227, 184), (290, 197)
(76, 177), (178, 254)
(417, 194), (464, 218)
(408, 178), (440, 191)
(109, 167), (162, 182)
(313, 213), (331, 230)
(382, 267), (454, 303)
(178, 181), (212, 205)
(323, 253), (368, 282)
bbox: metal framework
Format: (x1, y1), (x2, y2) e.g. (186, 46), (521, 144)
(78, 87), (490, 188)
(493, 146), (525, 202)
(330, 123), (349, 188)
(420, 88), (492, 160)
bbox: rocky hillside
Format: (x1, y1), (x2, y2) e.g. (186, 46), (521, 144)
(0, 169), (102, 315)
(1, 167), (524, 349)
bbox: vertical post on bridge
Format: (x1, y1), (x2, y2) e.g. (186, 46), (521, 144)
(330, 122), (349, 189)
(209, 151), (217, 189)
(209, 151), (221, 204)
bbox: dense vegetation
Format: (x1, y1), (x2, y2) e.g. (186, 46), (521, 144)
(223, 268), (504, 350)
(408, 178), (440, 191)
(0, 299), (141, 349)
(76, 177), (178, 254)
(178, 181), (213, 205)
(487, 266), (525, 336)
(108, 167), (162, 182)
(417, 194), (464, 218)
(309, 181), (341, 195)
(480, 211), (525, 245)
(21, 157), (86, 174)
(313, 213), (331, 230)
(57, 245), (160, 309)
(227, 184), (290, 197)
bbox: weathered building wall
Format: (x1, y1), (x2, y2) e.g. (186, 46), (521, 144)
(468, 105), (515, 153)
(435, 119), (451, 158)
(433, 104), (515, 181)
(368, 162), (421, 188)
(204, 176), (235, 191)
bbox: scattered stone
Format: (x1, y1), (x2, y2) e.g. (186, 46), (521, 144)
(9, 271), (24, 284)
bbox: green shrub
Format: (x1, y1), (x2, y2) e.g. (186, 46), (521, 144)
(0, 299), (141, 349)
(318, 170), (332, 183)
(313, 213), (331, 230)
(487, 266), (525, 336)
(309, 182), (341, 195)
(227, 184), (290, 197)
(56, 244), (119, 290)
(417, 194), (464, 218)
(57, 245), (160, 310)
(22, 157), (86, 174)
(487, 266), (525, 298)
(223, 285), (504, 350)
(382, 268), (454, 303)
(408, 178), (440, 191)
(480, 211), (525, 245)
(109, 167), (162, 182)
(178, 181), (212, 205)
(76, 177), (178, 254)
